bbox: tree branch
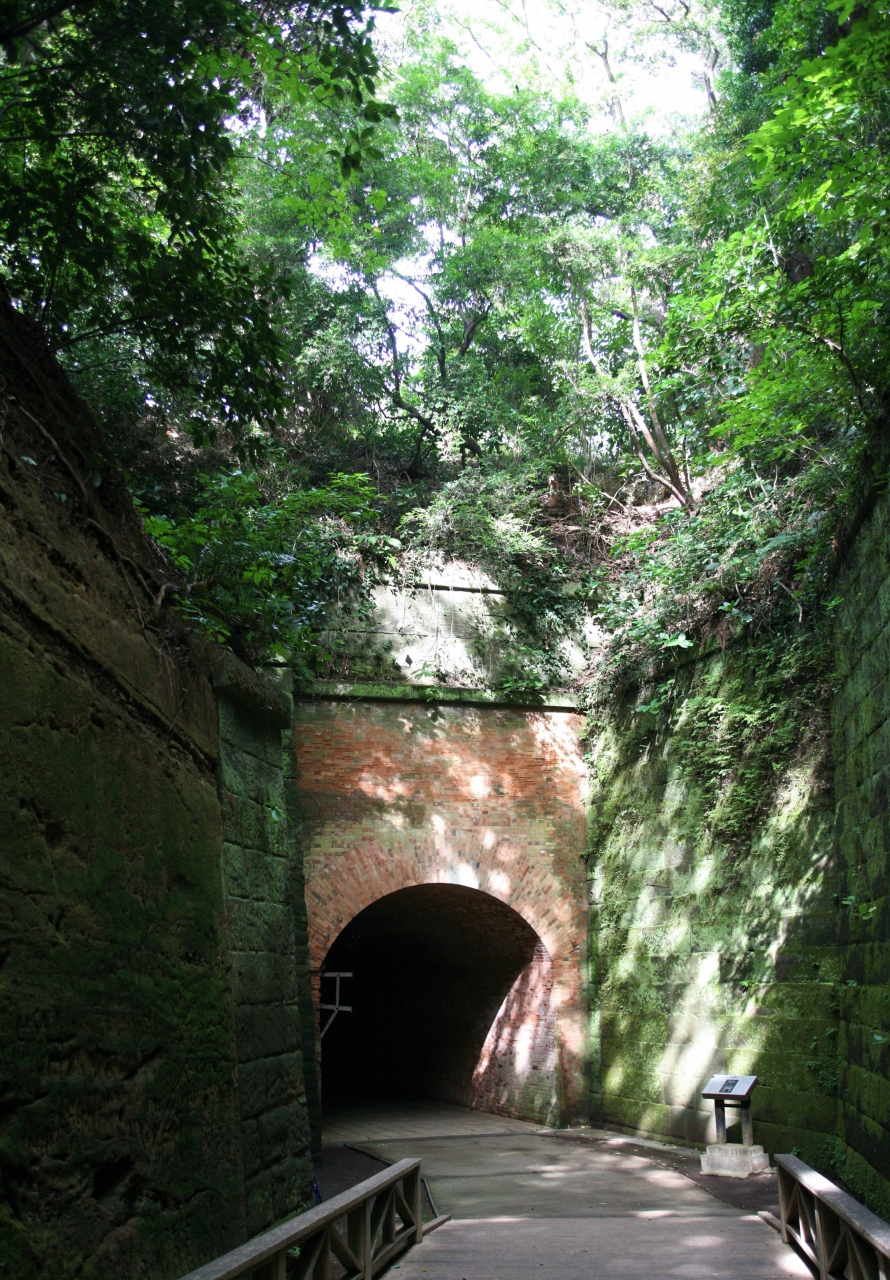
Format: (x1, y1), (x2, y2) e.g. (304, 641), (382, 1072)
(390, 271), (448, 382)
(373, 286), (438, 435)
(458, 309), (488, 357)
(808, 320), (868, 420)
(587, 35), (626, 128)
(0, 0), (85, 43)
(619, 403), (690, 507)
(629, 285), (692, 505)
(579, 295), (693, 509)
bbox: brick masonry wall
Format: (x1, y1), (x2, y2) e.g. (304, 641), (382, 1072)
(216, 671), (314, 1234)
(832, 492), (890, 1217)
(470, 939), (558, 1120)
(294, 696), (588, 1123)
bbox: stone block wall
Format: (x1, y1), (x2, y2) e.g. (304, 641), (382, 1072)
(587, 486), (890, 1218)
(587, 652), (841, 1160)
(214, 659), (314, 1236)
(0, 611), (246, 1280)
(832, 492), (890, 1217)
(0, 306), (315, 1279)
(279, 692), (323, 1157)
(0, 326), (247, 1276)
(319, 561), (586, 687)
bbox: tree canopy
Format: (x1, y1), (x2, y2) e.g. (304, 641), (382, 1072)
(0, 0), (393, 437)
(2, 0), (888, 687)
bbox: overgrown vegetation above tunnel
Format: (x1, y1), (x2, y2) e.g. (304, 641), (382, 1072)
(4, 0), (888, 692)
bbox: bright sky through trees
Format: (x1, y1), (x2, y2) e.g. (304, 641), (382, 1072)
(376, 0), (711, 130)
(369, 0), (708, 372)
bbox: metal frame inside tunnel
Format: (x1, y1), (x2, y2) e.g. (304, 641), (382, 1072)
(318, 970), (353, 1039)
(317, 883), (562, 1123)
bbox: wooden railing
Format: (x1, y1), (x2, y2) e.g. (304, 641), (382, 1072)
(179, 1158), (449, 1280)
(777, 1154), (890, 1280)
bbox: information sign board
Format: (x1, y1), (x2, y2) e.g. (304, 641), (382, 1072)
(701, 1074), (757, 1102)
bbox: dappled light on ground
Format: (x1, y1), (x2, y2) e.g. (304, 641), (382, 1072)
(353, 1125), (811, 1278)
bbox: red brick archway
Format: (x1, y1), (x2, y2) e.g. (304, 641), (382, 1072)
(294, 694), (588, 1123)
(319, 884), (559, 1121)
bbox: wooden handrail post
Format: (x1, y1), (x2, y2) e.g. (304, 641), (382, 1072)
(348, 1197), (371, 1279)
(408, 1167), (423, 1245)
(254, 1255), (286, 1280)
(178, 1157), (427, 1280)
(316, 1229), (332, 1280)
(776, 1154), (890, 1280)
(384, 1187), (397, 1244)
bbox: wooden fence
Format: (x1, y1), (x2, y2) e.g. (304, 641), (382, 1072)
(179, 1158), (449, 1280)
(777, 1153), (890, 1280)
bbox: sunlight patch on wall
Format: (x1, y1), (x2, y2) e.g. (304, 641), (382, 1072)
(471, 939), (558, 1123)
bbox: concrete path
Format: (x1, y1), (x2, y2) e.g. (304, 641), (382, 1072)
(348, 1125), (810, 1279)
(322, 1101), (545, 1143)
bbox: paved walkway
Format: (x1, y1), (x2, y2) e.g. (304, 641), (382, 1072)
(322, 1101), (545, 1143)
(330, 1106), (810, 1280)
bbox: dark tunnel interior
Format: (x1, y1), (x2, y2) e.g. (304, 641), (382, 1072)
(320, 884), (540, 1110)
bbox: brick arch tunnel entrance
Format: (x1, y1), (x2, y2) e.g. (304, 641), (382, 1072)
(320, 884), (559, 1124)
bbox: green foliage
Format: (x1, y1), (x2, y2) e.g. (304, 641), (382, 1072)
(673, 634), (830, 849)
(7, 0), (890, 700)
(582, 443), (845, 701)
(0, 0), (394, 442)
(140, 469), (396, 665)
(401, 462), (581, 689)
(402, 464), (554, 566)
(604, 630), (831, 860)
(574, 0), (890, 691)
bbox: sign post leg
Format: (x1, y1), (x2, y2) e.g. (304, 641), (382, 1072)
(740, 1103), (753, 1147)
(715, 1099), (727, 1144)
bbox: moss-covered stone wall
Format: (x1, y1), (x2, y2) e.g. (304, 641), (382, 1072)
(214, 659), (314, 1234)
(587, 650), (841, 1162)
(0, 504), (246, 1278)
(0, 308), (314, 1278)
(588, 490), (890, 1217)
(832, 492), (890, 1217)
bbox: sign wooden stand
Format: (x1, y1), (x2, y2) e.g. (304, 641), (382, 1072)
(700, 1074), (769, 1178)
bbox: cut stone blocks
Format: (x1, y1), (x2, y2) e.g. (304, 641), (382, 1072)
(701, 1144), (770, 1177)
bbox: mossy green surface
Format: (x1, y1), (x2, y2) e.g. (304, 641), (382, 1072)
(832, 492), (890, 1220)
(587, 642), (842, 1158)
(215, 694), (314, 1235)
(279, 691), (323, 1158)
(588, 489), (890, 1222)
(0, 624), (244, 1280)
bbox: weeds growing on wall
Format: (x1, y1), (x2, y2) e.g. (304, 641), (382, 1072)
(671, 634), (832, 850)
(400, 461), (587, 691)
(582, 446), (855, 703)
(137, 468), (399, 668)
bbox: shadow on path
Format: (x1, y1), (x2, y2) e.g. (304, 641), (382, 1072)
(318, 1106), (807, 1279)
